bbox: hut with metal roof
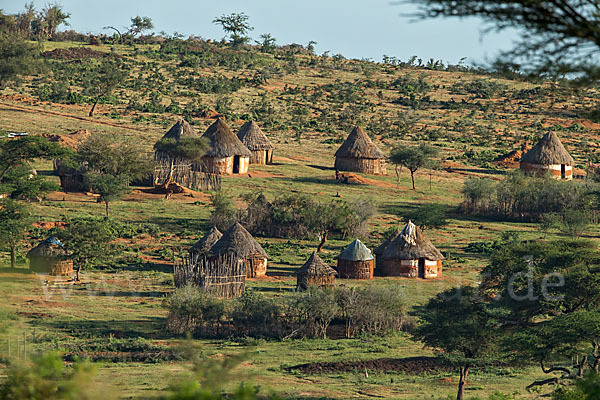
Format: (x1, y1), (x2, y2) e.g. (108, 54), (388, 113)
(208, 222), (268, 278)
(296, 252), (337, 290)
(201, 118), (252, 175)
(26, 237), (73, 276)
(381, 221), (444, 278)
(520, 132), (574, 180)
(373, 228), (401, 273)
(334, 126), (386, 175)
(236, 121), (274, 165)
(337, 239), (374, 280)
(189, 227), (222, 257)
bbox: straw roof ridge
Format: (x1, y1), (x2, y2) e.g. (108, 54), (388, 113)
(374, 228), (402, 256)
(27, 237), (68, 259)
(382, 220), (444, 260)
(338, 238), (374, 261)
(520, 131), (574, 165)
(334, 126), (385, 159)
(202, 118), (252, 158)
(159, 119), (197, 142)
(190, 227), (222, 254)
(237, 121), (274, 151)
(209, 222), (267, 258)
(296, 252), (337, 276)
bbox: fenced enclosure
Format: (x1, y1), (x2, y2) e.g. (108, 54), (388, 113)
(153, 164), (221, 191)
(1, 334), (30, 361)
(174, 254), (245, 298)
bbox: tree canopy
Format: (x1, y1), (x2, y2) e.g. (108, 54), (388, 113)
(389, 144), (438, 190)
(213, 13), (254, 46)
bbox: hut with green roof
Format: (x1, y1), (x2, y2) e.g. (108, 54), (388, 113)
(336, 238), (374, 280)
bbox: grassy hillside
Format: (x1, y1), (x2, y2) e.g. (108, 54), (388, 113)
(1, 39), (599, 399)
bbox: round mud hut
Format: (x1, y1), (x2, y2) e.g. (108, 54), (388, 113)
(154, 119), (201, 168)
(334, 126), (386, 175)
(337, 239), (374, 280)
(208, 222), (268, 278)
(373, 228), (401, 273)
(296, 252), (337, 290)
(189, 227), (222, 257)
(201, 118), (252, 175)
(236, 121), (274, 165)
(26, 237), (73, 276)
(520, 131), (574, 180)
(381, 221), (444, 279)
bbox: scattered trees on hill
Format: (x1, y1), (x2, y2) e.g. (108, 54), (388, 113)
(0, 34), (44, 89)
(389, 144), (439, 190)
(213, 13), (253, 46)
(83, 60), (129, 117)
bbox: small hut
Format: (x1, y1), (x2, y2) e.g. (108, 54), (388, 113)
(174, 254), (245, 298)
(201, 118), (252, 175)
(26, 237), (73, 276)
(208, 222), (268, 278)
(236, 121), (274, 165)
(189, 227), (222, 257)
(520, 132), (574, 180)
(381, 221), (444, 279)
(334, 126), (386, 175)
(296, 252), (337, 290)
(373, 228), (401, 273)
(154, 119), (200, 168)
(337, 239), (374, 280)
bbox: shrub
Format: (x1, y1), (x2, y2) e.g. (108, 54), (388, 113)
(165, 285), (226, 337)
(230, 291), (284, 338)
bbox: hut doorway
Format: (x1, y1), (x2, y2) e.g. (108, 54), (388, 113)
(418, 258), (425, 278)
(561, 164), (566, 179)
(233, 156), (240, 174)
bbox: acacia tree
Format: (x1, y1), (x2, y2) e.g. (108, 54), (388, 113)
(406, 0), (600, 80)
(389, 144), (438, 190)
(0, 199), (29, 269)
(83, 60), (129, 117)
(414, 286), (499, 400)
(304, 199), (354, 252)
(213, 13), (254, 46)
(0, 34), (44, 89)
(127, 16), (153, 38)
(153, 136), (209, 187)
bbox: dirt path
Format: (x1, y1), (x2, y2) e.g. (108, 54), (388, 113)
(0, 100), (148, 132)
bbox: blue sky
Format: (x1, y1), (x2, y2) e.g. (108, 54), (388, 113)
(2, 0), (517, 65)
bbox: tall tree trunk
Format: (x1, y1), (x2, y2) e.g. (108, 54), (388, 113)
(105, 201), (109, 218)
(457, 366), (469, 400)
(10, 242), (16, 269)
(89, 97), (100, 117)
(164, 159), (174, 187)
(75, 262), (82, 282)
(316, 231), (328, 252)
(395, 165), (401, 188)
(410, 170), (416, 190)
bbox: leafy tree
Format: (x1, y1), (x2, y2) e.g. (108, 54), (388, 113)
(414, 286), (499, 400)
(154, 136), (209, 187)
(304, 199), (354, 252)
(38, 3), (70, 40)
(256, 33), (276, 52)
(85, 172), (129, 218)
(127, 16), (153, 38)
(389, 144), (439, 190)
(0, 199), (29, 269)
(0, 34), (44, 89)
(55, 218), (119, 281)
(82, 60), (129, 117)
(406, 0), (600, 81)
(402, 203), (449, 230)
(2, 166), (59, 201)
(553, 372), (600, 399)
(212, 13), (254, 46)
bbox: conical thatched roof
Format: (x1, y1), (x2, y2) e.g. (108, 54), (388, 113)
(520, 132), (574, 166)
(201, 118), (252, 158)
(382, 221), (444, 261)
(26, 237), (68, 259)
(338, 239), (374, 261)
(237, 121), (274, 151)
(334, 126), (385, 159)
(209, 222), (267, 258)
(374, 228), (401, 256)
(190, 227), (222, 254)
(296, 252), (337, 276)
(158, 119), (197, 142)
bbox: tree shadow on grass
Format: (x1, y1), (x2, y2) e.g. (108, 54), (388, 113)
(31, 316), (169, 340)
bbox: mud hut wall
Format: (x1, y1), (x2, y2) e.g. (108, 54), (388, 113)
(246, 257), (267, 278)
(296, 274), (335, 290)
(202, 156), (249, 175)
(381, 259), (417, 278)
(29, 257), (74, 276)
(520, 162), (573, 180)
(424, 259), (442, 279)
(336, 259), (373, 280)
(249, 150), (273, 165)
(334, 157), (386, 175)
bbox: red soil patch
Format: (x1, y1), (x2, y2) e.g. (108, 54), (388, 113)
(44, 129), (90, 150)
(0, 93), (39, 105)
(287, 356), (452, 375)
(493, 149), (525, 168)
(131, 188), (209, 202)
(33, 221), (67, 230)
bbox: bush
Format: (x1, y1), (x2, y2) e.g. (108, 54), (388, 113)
(230, 291), (284, 338)
(165, 285), (226, 337)
(289, 286), (339, 338)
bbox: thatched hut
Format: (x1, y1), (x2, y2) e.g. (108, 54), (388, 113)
(201, 118), (252, 175)
(236, 121), (274, 165)
(373, 228), (401, 273)
(296, 252), (337, 290)
(26, 237), (73, 276)
(381, 221), (444, 279)
(154, 119), (201, 168)
(189, 227), (222, 257)
(208, 222), (268, 278)
(334, 126), (386, 175)
(520, 132), (574, 180)
(337, 239), (374, 280)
